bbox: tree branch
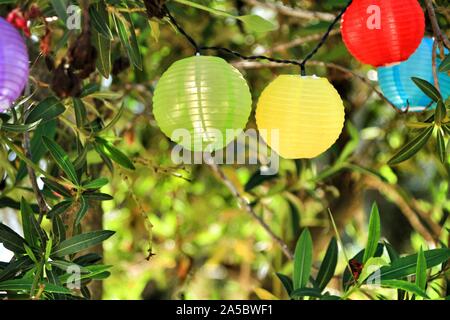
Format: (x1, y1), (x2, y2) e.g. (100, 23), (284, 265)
(424, 0), (450, 49)
(209, 163), (294, 260)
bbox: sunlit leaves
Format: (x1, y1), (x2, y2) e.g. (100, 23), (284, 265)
(293, 229), (313, 290)
(42, 136), (79, 185)
(362, 203), (381, 264)
(388, 126), (434, 165)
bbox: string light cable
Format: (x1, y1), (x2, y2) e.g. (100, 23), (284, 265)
(163, 1), (353, 75)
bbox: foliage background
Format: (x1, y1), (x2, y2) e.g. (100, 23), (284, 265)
(0, 0), (449, 300)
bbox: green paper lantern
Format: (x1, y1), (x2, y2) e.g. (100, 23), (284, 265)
(152, 56), (252, 152)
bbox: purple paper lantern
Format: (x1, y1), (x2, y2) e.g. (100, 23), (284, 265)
(0, 17), (29, 112)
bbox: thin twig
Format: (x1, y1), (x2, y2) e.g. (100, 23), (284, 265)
(243, 0), (336, 22)
(431, 39), (441, 92)
(209, 162), (294, 260)
(424, 0), (450, 49)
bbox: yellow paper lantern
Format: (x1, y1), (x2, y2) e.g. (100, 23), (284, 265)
(152, 55), (252, 152)
(256, 75), (345, 159)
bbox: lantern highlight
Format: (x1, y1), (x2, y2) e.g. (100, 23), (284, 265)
(378, 38), (450, 112)
(152, 56), (252, 152)
(256, 76), (345, 159)
(0, 17), (29, 112)
(341, 0), (425, 67)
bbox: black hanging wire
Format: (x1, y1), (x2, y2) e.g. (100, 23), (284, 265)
(300, 0), (353, 75)
(163, 1), (353, 75)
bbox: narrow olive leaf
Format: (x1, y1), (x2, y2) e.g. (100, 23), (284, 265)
(316, 237), (338, 291)
(384, 241), (400, 262)
(363, 202), (381, 264)
(98, 103), (125, 134)
(82, 192), (113, 201)
(42, 136), (79, 185)
(74, 196), (89, 226)
(58, 264), (112, 282)
(416, 247), (427, 291)
(359, 257), (389, 284)
(435, 100), (447, 125)
(73, 253), (102, 266)
(0, 223), (27, 254)
(0, 278), (71, 294)
(237, 15), (277, 33)
(377, 248), (450, 280)
(244, 169), (278, 192)
(388, 125), (434, 165)
(42, 178), (72, 198)
(46, 269), (66, 300)
(439, 54), (450, 72)
(50, 0), (69, 22)
(411, 77), (442, 102)
(73, 98), (87, 128)
(443, 124), (450, 136)
(89, 2), (113, 40)
(93, 30), (112, 78)
(290, 287), (322, 299)
(437, 128), (446, 163)
(25, 97), (65, 124)
(0, 256), (33, 282)
(293, 229), (313, 289)
(20, 198), (37, 248)
(276, 273), (293, 295)
(83, 177), (109, 190)
(0, 121), (41, 133)
(51, 215), (66, 243)
(52, 230), (115, 257)
(113, 12), (142, 70)
(380, 280), (429, 299)
(49, 260), (88, 273)
(95, 137), (135, 170)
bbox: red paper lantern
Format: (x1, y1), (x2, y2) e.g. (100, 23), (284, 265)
(341, 0), (425, 67)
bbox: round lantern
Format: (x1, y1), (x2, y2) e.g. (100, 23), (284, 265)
(0, 17), (29, 112)
(378, 37), (450, 112)
(153, 56), (252, 152)
(341, 0), (425, 67)
(256, 76), (345, 159)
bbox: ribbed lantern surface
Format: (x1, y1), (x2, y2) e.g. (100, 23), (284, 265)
(256, 76), (345, 159)
(341, 0), (425, 67)
(0, 17), (29, 112)
(153, 56), (252, 152)
(378, 38), (450, 112)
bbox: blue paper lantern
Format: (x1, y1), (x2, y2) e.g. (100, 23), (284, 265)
(378, 37), (450, 112)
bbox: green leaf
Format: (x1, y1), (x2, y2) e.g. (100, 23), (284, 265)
(290, 287), (322, 299)
(73, 98), (87, 128)
(415, 247), (427, 291)
(411, 77), (442, 102)
(74, 196), (89, 226)
(0, 256), (33, 282)
(435, 100), (447, 125)
(50, 0), (69, 22)
(378, 248), (450, 280)
(82, 192), (113, 201)
(439, 54), (450, 72)
(42, 178), (72, 198)
(359, 257), (388, 284)
(437, 128), (446, 163)
(0, 278), (71, 294)
(363, 202), (381, 263)
(52, 230), (115, 257)
(42, 136), (79, 185)
(89, 2), (113, 40)
(237, 15), (277, 33)
(20, 198), (45, 248)
(95, 137), (135, 170)
(16, 120), (57, 182)
(244, 169), (278, 192)
(276, 273), (293, 295)
(94, 30), (112, 78)
(25, 97), (65, 124)
(316, 237), (338, 291)
(49, 260), (88, 273)
(51, 215), (66, 244)
(388, 125), (434, 165)
(113, 11), (142, 70)
(0, 121), (41, 133)
(83, 177), (109, 190)
(0, 223), (27, 254)
(380, 280), (429, 299)
(293, 229), (313, 289)
(384, 241), (400, 262)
